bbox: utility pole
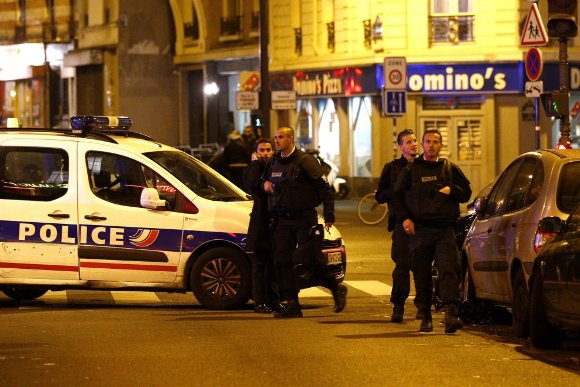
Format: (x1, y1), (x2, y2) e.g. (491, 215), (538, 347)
(259, 0), (270, 138)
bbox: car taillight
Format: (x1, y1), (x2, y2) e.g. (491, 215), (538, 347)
(533, 227), (556, 253)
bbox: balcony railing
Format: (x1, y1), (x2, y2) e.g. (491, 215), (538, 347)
(220, 15), (242, 36)
(430, 15), (474, 44)
(327, 22), (335, 52)
(294, 27), (302, 55)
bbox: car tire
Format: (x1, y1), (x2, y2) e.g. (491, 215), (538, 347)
(512, 269), (529, 338)
(190, 247), (251, 310)
(529, 270), (565, 349)
(1, 288), (48, 300)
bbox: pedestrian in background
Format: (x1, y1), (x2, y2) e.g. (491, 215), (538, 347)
(394, 129), (472, 333)
(223, 129), (251, 189)
(243, 138), (281, 314)
(375, 129), (419, 323)
(241, 124), (257, 156)
(263, 126), (347, 318)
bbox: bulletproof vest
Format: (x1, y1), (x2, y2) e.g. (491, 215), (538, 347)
(268, 152), (321, 212)
(405, 159), (460, 224)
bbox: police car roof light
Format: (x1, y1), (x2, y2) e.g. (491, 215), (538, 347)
(70, 115), (132, 134)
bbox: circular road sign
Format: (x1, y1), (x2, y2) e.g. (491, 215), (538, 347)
(388, 70), (403, 86)
(525, 48), (543, 82)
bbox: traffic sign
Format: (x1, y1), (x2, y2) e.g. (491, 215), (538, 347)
(521, 3), (548, 46)
(525, 47), (543, 81)
(525, 81), (543, 98)
(383, 90), (407, 116)
(384, 57), (407, 90)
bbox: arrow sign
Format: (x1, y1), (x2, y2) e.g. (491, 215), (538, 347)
(521, 3), (548, 46)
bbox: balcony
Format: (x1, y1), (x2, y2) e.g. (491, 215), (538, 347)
(429, 15), (474, 45)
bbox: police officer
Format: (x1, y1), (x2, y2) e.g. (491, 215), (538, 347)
(263, 126), (347, 318)
(243, 138), (280, 313)
(395, 129), (472, 333)
(375, 129), (418, 323)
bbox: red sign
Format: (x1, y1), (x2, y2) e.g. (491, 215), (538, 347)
(525, 48), (543, 81)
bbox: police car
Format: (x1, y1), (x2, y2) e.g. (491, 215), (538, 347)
(0, 116), (346, 309)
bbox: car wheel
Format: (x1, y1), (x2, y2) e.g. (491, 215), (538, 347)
(190, 247), (251, 310)
(512, 269), (529, 338)
(1, 288), (48, 300)
(529, 270), (564, 349)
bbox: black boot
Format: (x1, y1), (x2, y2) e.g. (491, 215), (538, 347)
(391, 304), (404, 323)
(419, 310), (433, 332)
(332, 284), (348, 313)
(273, 296), (303, 318)
(444, 304), (464, 334)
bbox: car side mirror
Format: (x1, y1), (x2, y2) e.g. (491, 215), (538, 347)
(140, 188), (167, 210)
(538, 216), (565, 234)
(473, 197), (486, 214)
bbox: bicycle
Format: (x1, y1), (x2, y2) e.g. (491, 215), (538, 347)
(356, 192), (388, 225)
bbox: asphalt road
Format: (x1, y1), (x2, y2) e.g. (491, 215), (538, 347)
(0, 200), (579, 386)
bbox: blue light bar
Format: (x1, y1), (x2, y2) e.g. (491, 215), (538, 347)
(70, 115), (133, 134)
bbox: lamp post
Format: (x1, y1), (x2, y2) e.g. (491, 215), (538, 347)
(259, 0), (270, 138)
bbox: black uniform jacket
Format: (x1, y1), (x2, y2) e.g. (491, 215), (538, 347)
(243, 159), (271, 252)
(394, 156), (472, 227)
(375, 156), (411, 231)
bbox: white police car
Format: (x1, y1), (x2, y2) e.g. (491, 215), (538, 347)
(0, 116), (346, 309)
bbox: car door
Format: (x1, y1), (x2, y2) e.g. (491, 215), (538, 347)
(466, 159), (523, 300)
(563, 205), (580, 317)
(77, 143), (185, 283)
(0, 140), (79, 280)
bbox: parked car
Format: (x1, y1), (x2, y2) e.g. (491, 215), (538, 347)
(0, 116), (346, 309)
(455, 179), (496, 250)
(528, 203), (580, 349)
(461, 149), (580, 337)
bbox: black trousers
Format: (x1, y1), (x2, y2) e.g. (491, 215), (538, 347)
(409, 226), (461, 313)
(390, 223), (412, 306)
(249, 244), (278, 304)
(272, 209), (337, 300)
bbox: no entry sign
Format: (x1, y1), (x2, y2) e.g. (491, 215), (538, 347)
(525, 48), (543, 82)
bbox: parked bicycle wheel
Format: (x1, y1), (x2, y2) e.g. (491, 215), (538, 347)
(357, 192), (388, 225)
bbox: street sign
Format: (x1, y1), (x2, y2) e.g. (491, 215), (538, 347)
(521, 3), (549, 46)
(525, 47), (543, 81)
(383, 90), (407, 116)
(384, 57), (407, 90)
(236, 91), (259, 110)
(271, 90), (296, 110)
(525, 81), (543, 98)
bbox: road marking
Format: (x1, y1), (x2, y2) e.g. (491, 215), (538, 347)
(299, 287), (330, 298)
(110, 291), (162, 303)
(344, 280), (392, 296)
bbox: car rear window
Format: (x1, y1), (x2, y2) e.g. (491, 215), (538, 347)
(558, 161), (580, 213)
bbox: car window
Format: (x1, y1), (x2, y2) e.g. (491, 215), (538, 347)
(145, 150), (249, 202)
(504, 157), (543, 213)
(0, 147), (68, 201)
(557, 161), (580, 213)
(482, 159), (523, 217)
(567, 203), (580, 233)
(86, 152), (177, 209)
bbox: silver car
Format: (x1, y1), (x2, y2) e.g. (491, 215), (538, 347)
(462, 149), (580, 337)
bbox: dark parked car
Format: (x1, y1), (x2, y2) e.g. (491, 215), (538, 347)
(528, 203), (580, 349)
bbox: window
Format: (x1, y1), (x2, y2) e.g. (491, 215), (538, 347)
(557, 161), (580, 213)
(86, 152), (177, 209)
(504, 157), (543, 213)
(221, 0), (241, 36)
(482, 159), (522, 218)
(0, 147), (68, 201)
(430, 0), (474, 44)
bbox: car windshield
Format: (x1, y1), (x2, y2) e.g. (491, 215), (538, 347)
(557, 161), (580, 213)
(145, 150), (249, 202)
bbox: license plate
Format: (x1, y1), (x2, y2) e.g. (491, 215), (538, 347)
(326, 251), (342, 265)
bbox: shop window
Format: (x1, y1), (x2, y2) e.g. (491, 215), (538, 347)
(296, 100), (312, 146)
(429, 0), (475, 45)
(318, 99), (340, 169)
(351, 97), (372, 177)
(457, 119), (482, 161)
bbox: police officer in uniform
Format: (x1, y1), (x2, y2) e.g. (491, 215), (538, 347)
(395, 129), (472, 333)
(375, 129), (419, 323)
(243, 138), (281, 313)
(263, 126), (347, 318)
